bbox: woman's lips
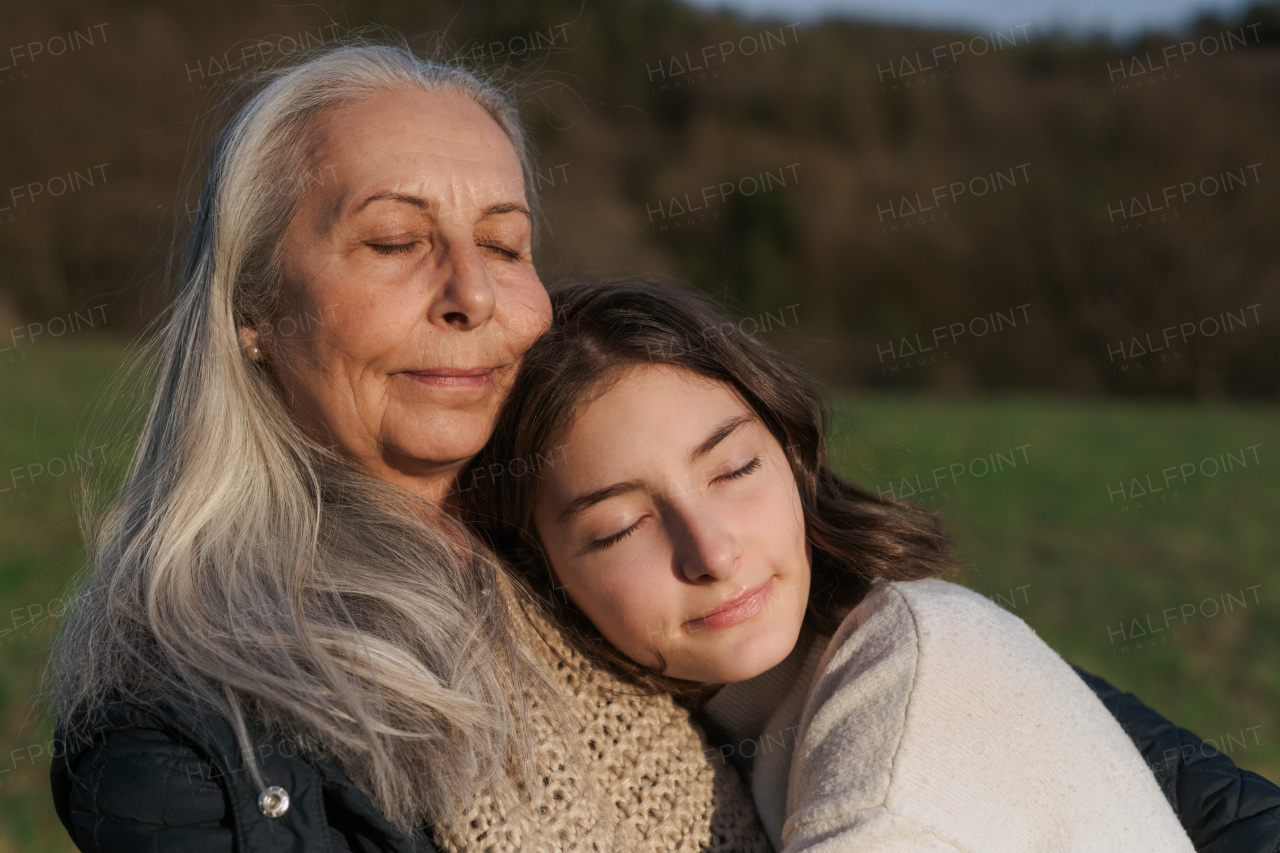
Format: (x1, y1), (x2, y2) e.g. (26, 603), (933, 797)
(684, 578), (774, 632)
(401, 367), (495, 389)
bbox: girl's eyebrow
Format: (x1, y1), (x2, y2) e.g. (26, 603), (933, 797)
(557, 414), (755, 525)
(559, 480), (645, 525)
(689, 414), (754, 463)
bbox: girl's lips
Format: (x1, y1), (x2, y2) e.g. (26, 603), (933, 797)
(684, 578), (773, 632)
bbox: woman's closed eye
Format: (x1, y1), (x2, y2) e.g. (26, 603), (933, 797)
(367, 240), (419, 255)
(480, 242), (522, 260)
(365, 240), (520, 259)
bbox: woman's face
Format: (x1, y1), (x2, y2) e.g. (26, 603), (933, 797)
(248, 85), (551, 502)
(533, 365), (811, 684)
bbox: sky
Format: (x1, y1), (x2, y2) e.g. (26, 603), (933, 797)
(681, 0), (1260, 39)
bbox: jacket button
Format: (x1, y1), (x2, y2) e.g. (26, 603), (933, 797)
(257, 785), (290, 818)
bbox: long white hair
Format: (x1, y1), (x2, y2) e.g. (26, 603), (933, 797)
(52, 43), (554, 829)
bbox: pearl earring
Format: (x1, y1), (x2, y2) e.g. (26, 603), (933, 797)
(247, 345), (262, 361)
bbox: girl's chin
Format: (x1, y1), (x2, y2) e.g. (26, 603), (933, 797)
(679, 634), (799, 684)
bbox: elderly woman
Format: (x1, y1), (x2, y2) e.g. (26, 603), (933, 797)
(49, 43), (1276, 853)
(49, 45), (768, 853)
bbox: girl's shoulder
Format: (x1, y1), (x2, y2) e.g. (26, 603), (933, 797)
(834, 577), (1031, 657)
(787, 580), (1194, 852)
(854, 576), (1007, 615)
(812, 575), (1119, 759)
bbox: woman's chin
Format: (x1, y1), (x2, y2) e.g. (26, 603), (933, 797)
(385, 414), (495, 469)
(374, 434), (490, 501)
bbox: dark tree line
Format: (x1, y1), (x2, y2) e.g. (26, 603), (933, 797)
(1, 0), (1277, 398)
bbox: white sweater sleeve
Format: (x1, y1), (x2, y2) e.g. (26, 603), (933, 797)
(780, 579), (1194, 853)
(787, 809), (965, 852)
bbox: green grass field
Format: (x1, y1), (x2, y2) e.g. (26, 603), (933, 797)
(1, 337), (1277, 852)
(830, 392), (1280, 783)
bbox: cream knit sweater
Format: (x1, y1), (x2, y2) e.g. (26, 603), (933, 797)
(435, 573), (772, 853)
(702, 578), (1195, 852)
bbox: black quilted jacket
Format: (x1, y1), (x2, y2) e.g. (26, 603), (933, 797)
(52, 696), (436, 853)
(52, 669), (1280, 852)
(1072, 667), (1280, 852)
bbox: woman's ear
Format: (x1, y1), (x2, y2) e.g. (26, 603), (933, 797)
(238, 325), (264, 361)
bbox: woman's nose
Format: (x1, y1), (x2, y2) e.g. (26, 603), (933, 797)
(429, 241), (497, 330)
(671, 502), (741, 584)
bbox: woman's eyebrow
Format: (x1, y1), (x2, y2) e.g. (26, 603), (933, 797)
(355, 191), (432, 213)
(349, 195), (529, 222)
(482, 201), (531, 221)
(689, 414), (754, 464)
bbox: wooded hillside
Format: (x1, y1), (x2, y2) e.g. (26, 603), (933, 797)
(1, 0), (1277, 397)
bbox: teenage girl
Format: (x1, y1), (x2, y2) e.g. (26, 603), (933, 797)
(462, 278), (1193, 852)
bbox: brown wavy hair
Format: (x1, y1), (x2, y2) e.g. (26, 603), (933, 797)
(461, 277), (961, 692)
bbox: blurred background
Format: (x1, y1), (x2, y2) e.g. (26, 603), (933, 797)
(1, 0), (1277, 849)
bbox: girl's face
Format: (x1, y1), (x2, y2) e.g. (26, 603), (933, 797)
(532, 365), (811, 684)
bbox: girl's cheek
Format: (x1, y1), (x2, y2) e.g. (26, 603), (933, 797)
(605, 585), (667, 644)
(565, 571), (630, 627)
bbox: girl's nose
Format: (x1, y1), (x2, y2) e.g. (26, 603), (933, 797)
(670, 500), (742, 584)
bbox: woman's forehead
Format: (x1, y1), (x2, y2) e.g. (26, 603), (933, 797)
(310, 86), (526, 212)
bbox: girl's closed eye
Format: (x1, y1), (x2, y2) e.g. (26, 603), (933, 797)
(589, 516), (649, 551)
(715, 457), (761, 483)
(588, 458), (760, 552)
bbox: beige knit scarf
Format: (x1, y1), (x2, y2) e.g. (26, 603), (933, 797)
(433, 574), (771, 852)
